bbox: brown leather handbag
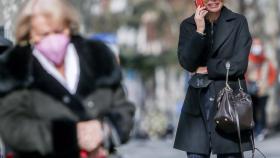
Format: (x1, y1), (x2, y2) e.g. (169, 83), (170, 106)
(214, 62), (254, 133)
(214, 62), (255, 158)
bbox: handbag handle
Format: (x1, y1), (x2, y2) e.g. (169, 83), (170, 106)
(238, 79), (243, 91)
(225, 61), (232, 91)
(226, 61), (244, 91)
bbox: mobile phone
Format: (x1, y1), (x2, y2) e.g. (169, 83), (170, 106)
(195, 0), (205, 8)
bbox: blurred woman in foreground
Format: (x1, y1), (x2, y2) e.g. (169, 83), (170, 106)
(0, 0), (135, 158)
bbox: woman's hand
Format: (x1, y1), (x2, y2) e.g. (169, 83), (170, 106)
(196, 66), (208, 74)
(77, 120), (104, 152)
(194, 6), (208, 34)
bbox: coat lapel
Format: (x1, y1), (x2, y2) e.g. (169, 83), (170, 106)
(212, 7), (237, 54)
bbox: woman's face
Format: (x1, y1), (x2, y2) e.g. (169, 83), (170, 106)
(205, 0), (223, 13)
(30, 15), (70, 43)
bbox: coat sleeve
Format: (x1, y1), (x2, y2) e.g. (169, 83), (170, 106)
(207, 16), (252, 79)
(88, 41), (135, 145)
(107, 85), (135, 145)
(0, 90), (79, 157)
(0, 90), (52, 155)
(178, 20), (207, 72)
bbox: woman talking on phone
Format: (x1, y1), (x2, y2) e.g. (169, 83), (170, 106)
(174, 0), (252, 158)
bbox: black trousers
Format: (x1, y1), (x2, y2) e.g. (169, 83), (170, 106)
(251, 95), (268, 135)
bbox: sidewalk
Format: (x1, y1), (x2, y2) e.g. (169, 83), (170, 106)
(118, 133), (280, 158)
(253, 133), (280, 158)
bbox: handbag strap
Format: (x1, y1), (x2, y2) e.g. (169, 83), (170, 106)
(225, 62), (244, 158)
(226, 62), (244, 157)
(226, 62), (266, 158)
(251, 131), (256, 158)
(251, 128), (267, 158)
(234, 108), (245, 158)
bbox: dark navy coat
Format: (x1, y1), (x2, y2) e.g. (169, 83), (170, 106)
(174, 7), (253, 154)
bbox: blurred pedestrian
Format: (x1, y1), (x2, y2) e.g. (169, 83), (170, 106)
(174, 0), (253, 157)
(0, 0), (135, 158)
(0, 36), (12, 54)
(246, 37), (277, 141)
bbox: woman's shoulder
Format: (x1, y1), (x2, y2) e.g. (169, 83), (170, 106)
(0, 44), (32, 76)
(233, 12), (247, 22)
(178, 15), (197, 33)
(223, 6), (247, 22)
(71, 35), (114, 60)
(180, 14), (195, 26)
(0, 44), (33, 96)
(71, 35), (121, 87)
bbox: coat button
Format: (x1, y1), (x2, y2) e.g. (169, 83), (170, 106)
(209, 97), (215, 102)
(87, 101), (95, 108)
(62, 96), (71, 104)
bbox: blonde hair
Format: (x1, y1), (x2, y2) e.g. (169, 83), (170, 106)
(15, 0), (80, 43)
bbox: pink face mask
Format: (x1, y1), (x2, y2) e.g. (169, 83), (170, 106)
(35, 34), (70, 67)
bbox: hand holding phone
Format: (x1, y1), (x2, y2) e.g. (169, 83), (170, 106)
(194, 3), (208, 34)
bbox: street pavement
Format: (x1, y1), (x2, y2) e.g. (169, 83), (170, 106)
(118, 133), (280, 158)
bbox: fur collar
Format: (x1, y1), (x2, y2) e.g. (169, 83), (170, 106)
(0, 35), (121, 96)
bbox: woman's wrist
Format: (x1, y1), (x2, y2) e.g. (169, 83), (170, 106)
(196, 66), (208, 74)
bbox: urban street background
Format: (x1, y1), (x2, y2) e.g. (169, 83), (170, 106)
(0, 0), (280, 157)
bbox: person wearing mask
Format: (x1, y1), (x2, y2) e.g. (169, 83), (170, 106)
(0, 0), (135, 158)
(174, 0), (253, 157)
(246, 38), (276, 141)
